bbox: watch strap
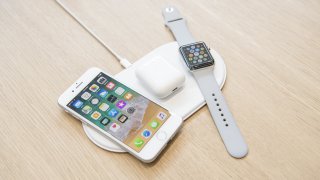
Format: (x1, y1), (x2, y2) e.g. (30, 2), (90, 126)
(162, 5), (248, 158)
(193, 68), (248, 158)
(162, 6), (195, 45)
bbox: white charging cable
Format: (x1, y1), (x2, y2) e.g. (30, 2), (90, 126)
(56, 0), (132, 69)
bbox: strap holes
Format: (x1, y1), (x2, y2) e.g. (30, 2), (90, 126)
(223, 119), (226, 121)
(214, 98), (217, 101)
(216, 103), (219, 106)
(221, 113), (224, 116)
(212, 93), (215, 96)
(218, 108), (221, 111)
(225, 124), (229, 127)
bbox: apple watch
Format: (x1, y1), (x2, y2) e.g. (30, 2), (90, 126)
(162, 6), (248, 158)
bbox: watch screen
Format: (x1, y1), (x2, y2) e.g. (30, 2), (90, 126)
(179, 42), (214, 70)
(67, 72), (171, 152)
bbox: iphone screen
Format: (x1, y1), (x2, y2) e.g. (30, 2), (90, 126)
(67, 72), (171, 152)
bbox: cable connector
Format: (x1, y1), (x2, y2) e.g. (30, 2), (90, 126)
(119, 58), (132, 68)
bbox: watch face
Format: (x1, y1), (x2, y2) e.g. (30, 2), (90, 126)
(179, 42), (214, 70)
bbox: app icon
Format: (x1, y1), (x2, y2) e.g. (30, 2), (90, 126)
(118, 114), (128, 123)
(72, 100), (83, 108)
(89, 84), (99, 92)
(90, 98), (100, 105)
(99, 103), (109, 111)
(109, 122), (120, 132)
(81, 92), (91, 100)
(91, 111), (101, 120)
(141, 129), (152, 138)
(124, 92), (133, 100)
(116, 100), (126, 109)
(97, 77), (107, 84)
(107, 95), (117, 103)
(127, 107), (135, 114)
(134, 138), (144, 148)
(149, 120), (159, 129)
(100, 117), (111, 126)
(82, 105), (92, 114)
(157, 112), (167, 121)
(115, 87), (125, 95)
(106, 82), (115, 90)
(108, 108), (119, 117)
(98, 89), (108, 98)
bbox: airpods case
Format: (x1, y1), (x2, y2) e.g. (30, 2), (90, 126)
(135, 56), (185, 98)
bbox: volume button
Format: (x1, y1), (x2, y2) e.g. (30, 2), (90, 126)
(71, 114), (87, 125)
(72, 115), (79, 120)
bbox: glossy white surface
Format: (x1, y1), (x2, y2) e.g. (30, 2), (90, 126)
(83, 42), (227, 152)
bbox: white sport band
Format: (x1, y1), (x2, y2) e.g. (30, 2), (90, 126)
(162, 7), (195, 45)
(192, 68), (248, 158)
(162, 5), (248, 158)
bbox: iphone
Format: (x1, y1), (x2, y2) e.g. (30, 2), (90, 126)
(58, 67), (183, 162)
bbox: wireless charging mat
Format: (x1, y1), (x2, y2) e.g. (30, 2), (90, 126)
(82, 42), (227, 153)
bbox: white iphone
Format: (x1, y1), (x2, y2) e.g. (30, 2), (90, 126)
(58, 67), (183, 163)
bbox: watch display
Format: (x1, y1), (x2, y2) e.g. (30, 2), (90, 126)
(179, 42), (214, 70)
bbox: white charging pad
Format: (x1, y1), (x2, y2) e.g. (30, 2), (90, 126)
(82, 42), (227, 153)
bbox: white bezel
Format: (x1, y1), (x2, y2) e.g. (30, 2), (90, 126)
(58, 67), (183, 163)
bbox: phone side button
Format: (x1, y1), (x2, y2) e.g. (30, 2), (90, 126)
(72, 115), (79, 120)
(156, 131), (167, 141)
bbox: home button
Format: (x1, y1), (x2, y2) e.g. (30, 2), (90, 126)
(157, 131), (167, 141)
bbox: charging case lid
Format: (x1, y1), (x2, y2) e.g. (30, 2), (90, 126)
(82, 42), (226, 153)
